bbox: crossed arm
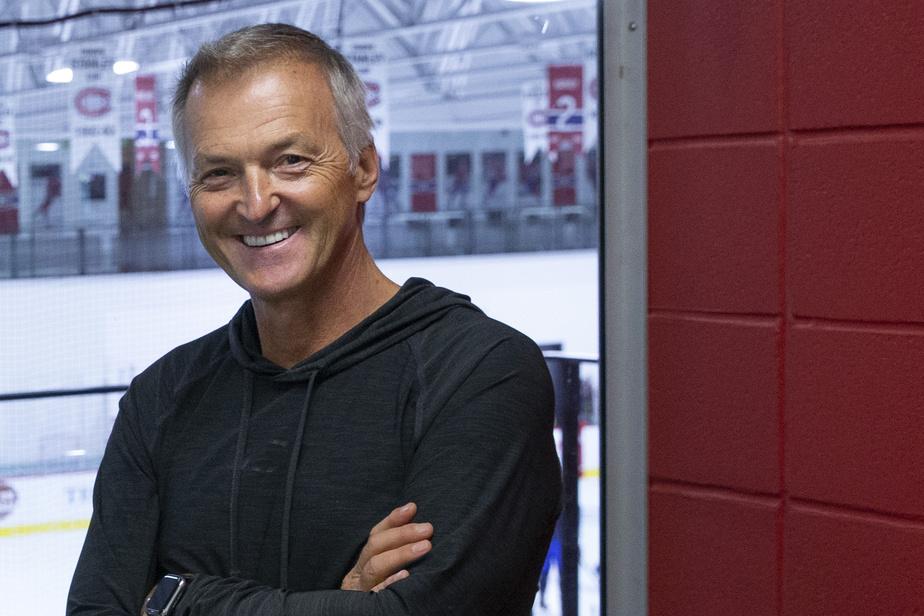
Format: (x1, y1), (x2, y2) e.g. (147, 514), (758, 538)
(137, 503), (430, 614)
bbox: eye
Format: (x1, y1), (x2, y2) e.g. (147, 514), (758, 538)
(199, 168), (231, 182)
(278, 154), (310, 171)
(193, 168), (234, 190)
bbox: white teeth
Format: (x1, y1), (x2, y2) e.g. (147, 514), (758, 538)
(242, 228), (295, 247)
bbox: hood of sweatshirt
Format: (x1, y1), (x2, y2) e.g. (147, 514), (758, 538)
(228, 277), (479, 380)
(222, 277), (480, 588)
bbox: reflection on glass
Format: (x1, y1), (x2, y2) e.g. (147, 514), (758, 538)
(481, 151), (510, 209)
(445, 152), (472, 210)
(518, 152), (544, 206)
(410, 153), (438, 213)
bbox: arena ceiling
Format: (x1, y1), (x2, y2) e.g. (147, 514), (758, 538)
(0, 0), (597, 136)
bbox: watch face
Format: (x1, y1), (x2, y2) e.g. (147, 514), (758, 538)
(145, 574), (184, 614)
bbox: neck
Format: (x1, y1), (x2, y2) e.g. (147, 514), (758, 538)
(251, 242), (398, 368)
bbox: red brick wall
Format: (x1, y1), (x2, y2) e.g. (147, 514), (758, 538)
(646, 2), (924, 614)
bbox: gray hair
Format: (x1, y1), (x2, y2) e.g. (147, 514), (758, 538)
(171, 23), (373, 183)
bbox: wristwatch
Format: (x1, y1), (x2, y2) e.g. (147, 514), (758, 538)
(141, 574), (191, 616)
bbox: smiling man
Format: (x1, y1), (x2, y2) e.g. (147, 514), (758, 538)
(67, 24), (561, 616)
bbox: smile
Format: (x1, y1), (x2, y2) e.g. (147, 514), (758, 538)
(241, 227), (299, 247)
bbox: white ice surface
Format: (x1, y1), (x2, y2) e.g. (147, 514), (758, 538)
(1, 250), (597, 395)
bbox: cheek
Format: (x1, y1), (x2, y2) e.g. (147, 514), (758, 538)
(190, 196), (223, 228)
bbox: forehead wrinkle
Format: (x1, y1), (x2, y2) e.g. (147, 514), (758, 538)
(184, 61), (343, 173)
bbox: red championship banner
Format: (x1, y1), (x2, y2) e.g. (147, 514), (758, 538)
(134, 75), (160, 175)
(547, 65), (583, 165)
(0, 98), (18, 234)
(0, 170), (17, 234)
(410, 153), (437, 212)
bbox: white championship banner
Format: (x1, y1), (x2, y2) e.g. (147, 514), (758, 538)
(521, 81), (548, 163)
(69, 46), (121, 173)
(583, 58), (598, 152)
(344, 40), (390, 168)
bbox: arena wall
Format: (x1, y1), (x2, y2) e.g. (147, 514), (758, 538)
(647, 2), (924, 614)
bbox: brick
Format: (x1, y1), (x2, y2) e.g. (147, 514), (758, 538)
(649, 142), (780, 314)
(648, 0), (779, 139)
(649, 315), (780, 493)
(784, 505), (924, 616)
(788, 325), (924, 516)
(789, 135), (924, 323)
(787, 1), (924, 129)
(649, 486), (778, 616)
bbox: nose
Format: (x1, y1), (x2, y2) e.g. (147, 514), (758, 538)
(237, 168), (279, 222)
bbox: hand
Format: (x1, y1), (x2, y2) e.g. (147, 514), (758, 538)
(341, 502), (433, 593)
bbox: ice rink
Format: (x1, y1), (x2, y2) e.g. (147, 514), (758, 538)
(1, 250), (600, 615)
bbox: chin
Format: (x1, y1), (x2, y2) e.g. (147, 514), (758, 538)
(240, 275), (313, 304)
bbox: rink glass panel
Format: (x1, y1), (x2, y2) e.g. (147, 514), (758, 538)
(0, 2), (600, 615)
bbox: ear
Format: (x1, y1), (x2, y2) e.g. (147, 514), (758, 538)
(353, 143), (380, 204)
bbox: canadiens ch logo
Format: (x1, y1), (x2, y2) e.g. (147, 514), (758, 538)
(0, 479), (16, 520)
(75, 87), (111, 117)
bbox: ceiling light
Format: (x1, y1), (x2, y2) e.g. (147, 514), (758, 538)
(113, 60), (140, 75)
(65, 449), (87, 457)
(35, 142), (60, 152)
(46, 67), (73, 83)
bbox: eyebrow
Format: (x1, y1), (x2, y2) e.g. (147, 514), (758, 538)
(268, 134), (308, 153)
(191, 134), (316, 172)
(191, 153), (234, 172)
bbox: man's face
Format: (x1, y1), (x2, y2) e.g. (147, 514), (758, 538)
(182, 60), (377, 303)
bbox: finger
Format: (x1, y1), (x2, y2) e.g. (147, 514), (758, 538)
(340, 569), (363, 591)
(362, 539), (431, 588)
(351, 520), (432, 590)
(371, 569), (409, 593)
(363, 522), (433, 558)
(369, 502), (417, 536)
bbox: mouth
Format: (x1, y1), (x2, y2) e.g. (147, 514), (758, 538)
(240, 226), (300, 248)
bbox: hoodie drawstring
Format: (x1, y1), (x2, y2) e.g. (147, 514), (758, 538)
(229, 370), (254, 578)
(279, 369), (318, 590)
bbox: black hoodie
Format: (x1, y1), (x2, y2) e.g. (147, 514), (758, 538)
(67, 278), (561, 616)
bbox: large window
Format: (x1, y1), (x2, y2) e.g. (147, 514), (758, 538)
(0, 2), (599, 614)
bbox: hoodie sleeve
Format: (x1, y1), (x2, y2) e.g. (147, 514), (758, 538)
(66, 370), (164, 616)
(174, 333), (562, 616)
